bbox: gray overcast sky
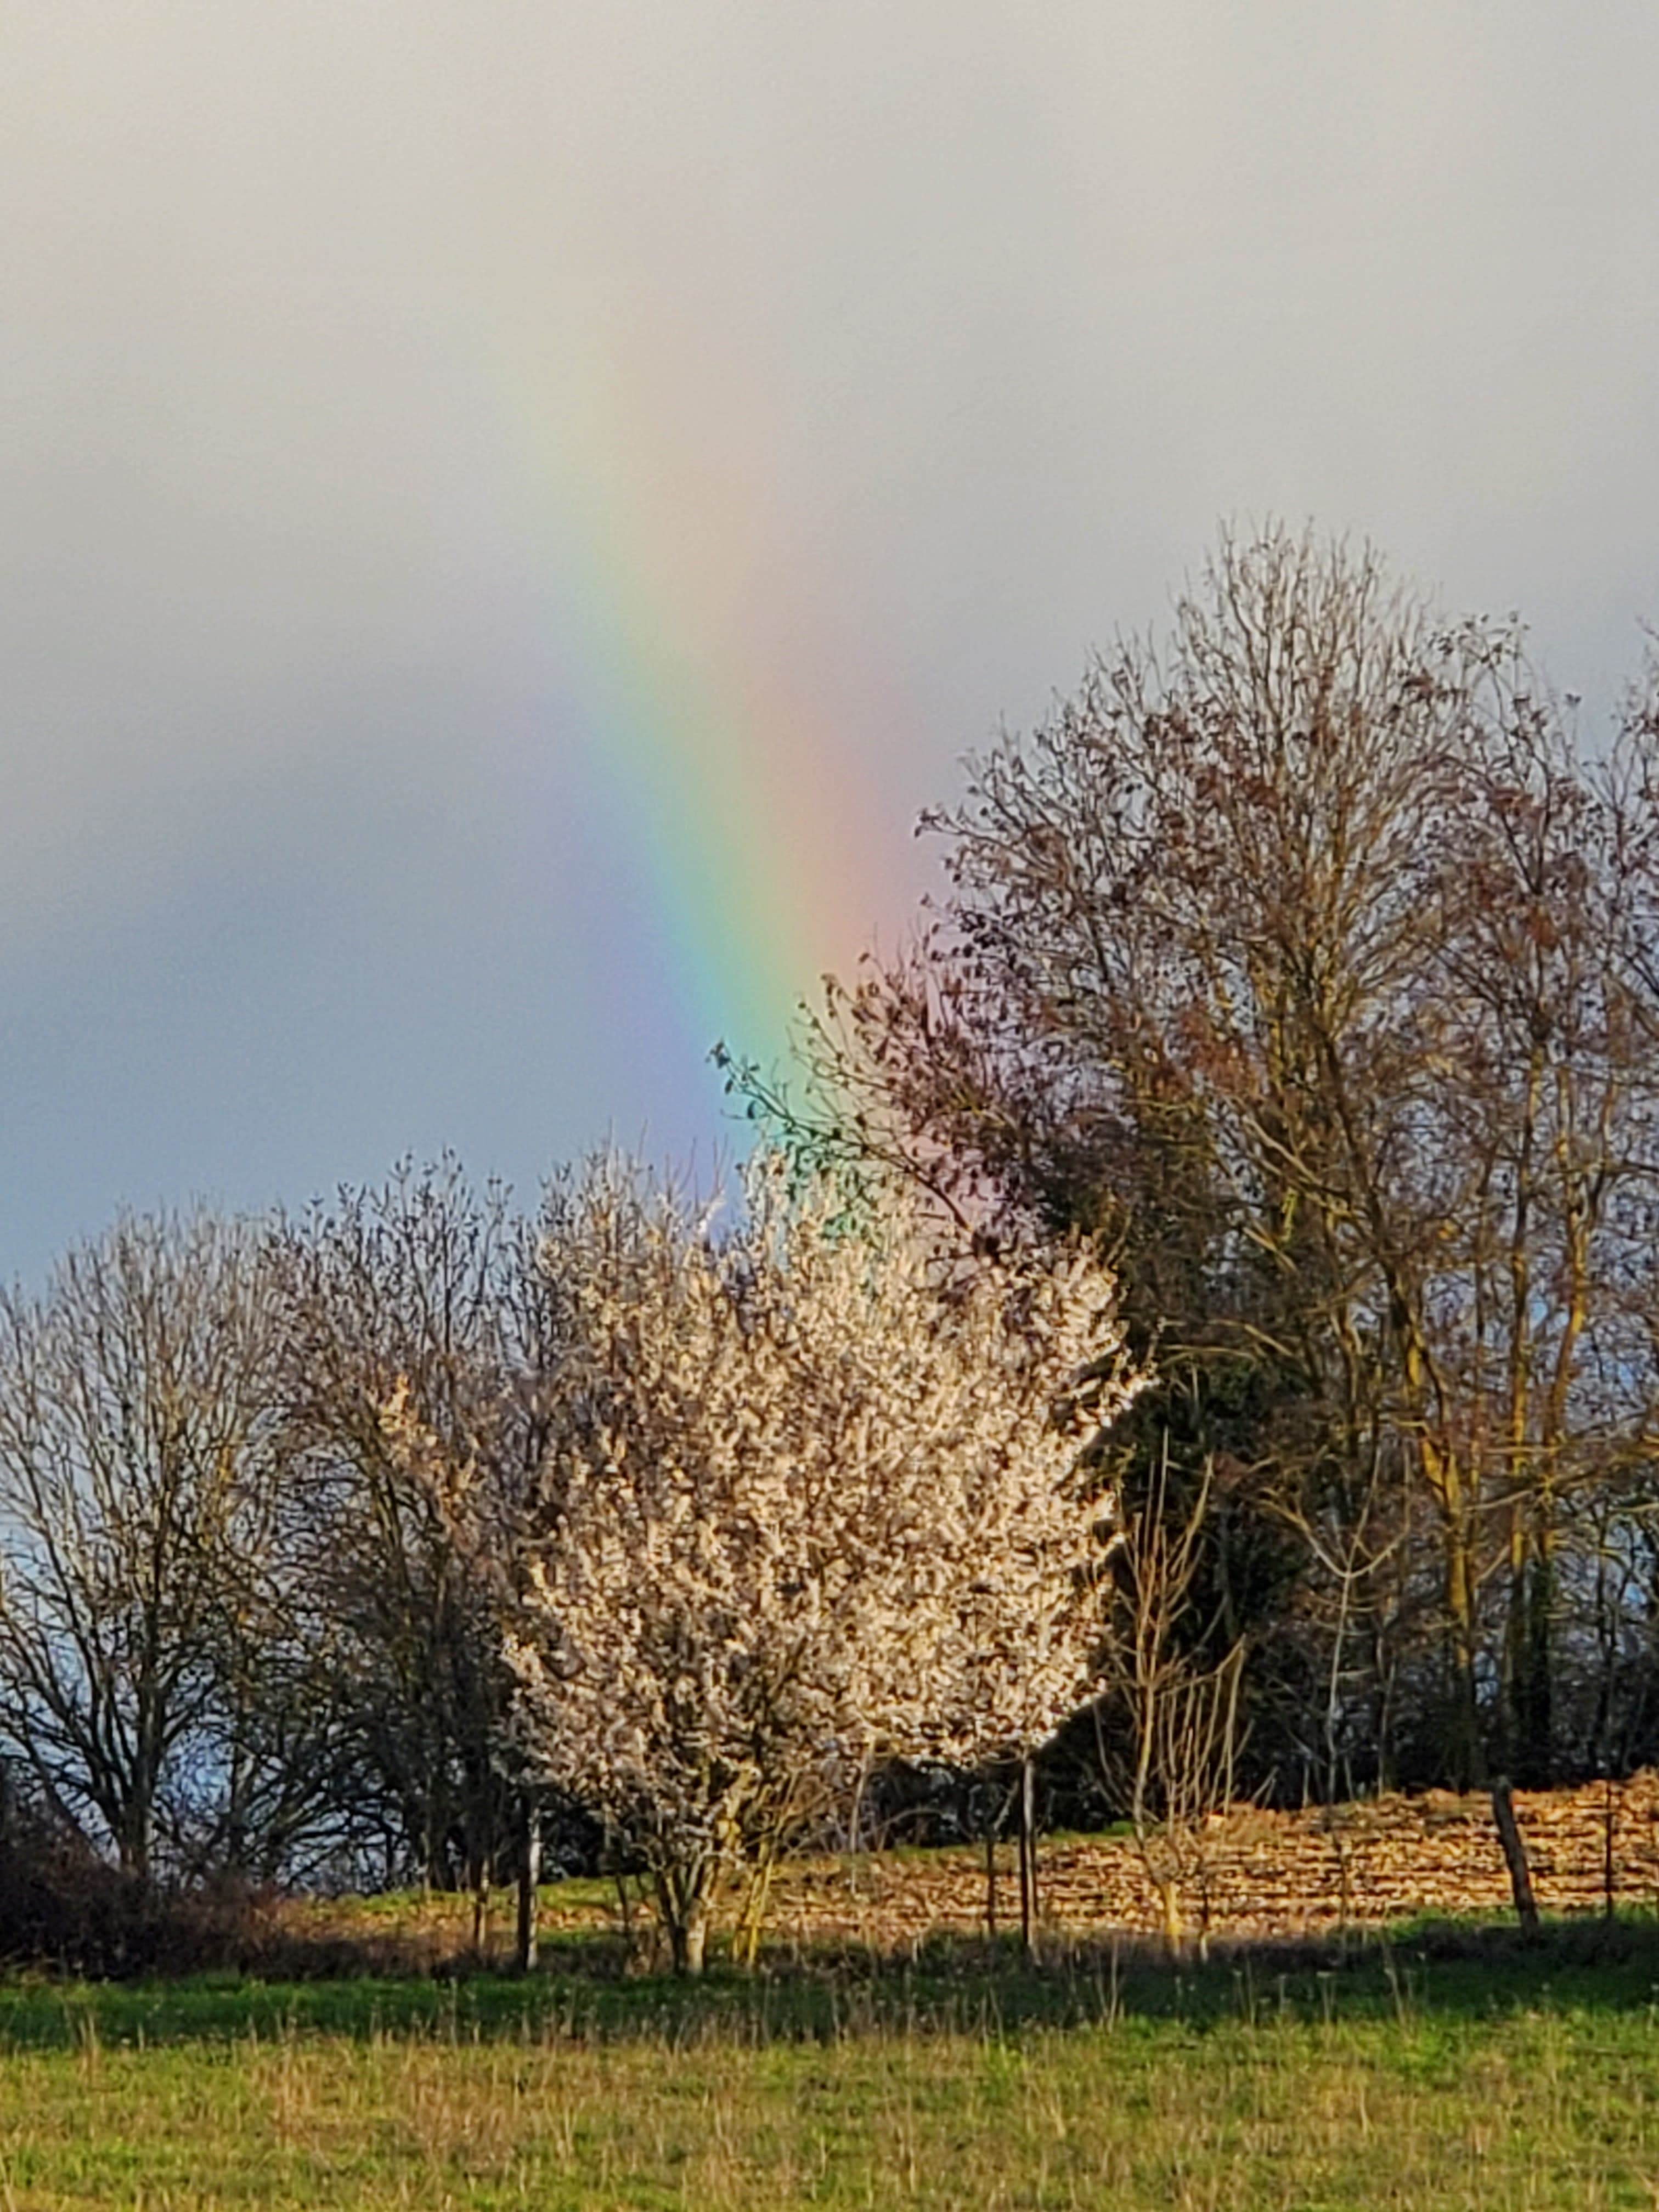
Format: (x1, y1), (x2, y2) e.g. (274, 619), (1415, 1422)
(3, 2), (1658, 1276)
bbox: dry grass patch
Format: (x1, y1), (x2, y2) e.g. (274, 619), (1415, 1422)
(3, 1940), (1659, 2208)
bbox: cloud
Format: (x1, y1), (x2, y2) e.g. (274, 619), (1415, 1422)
(3, 1), (1659, 1268)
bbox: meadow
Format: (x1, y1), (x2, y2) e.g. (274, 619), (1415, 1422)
(2, 1918), (1658, 2209)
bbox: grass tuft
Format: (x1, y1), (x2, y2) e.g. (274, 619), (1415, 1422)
(1, 1920), (1658, 2205)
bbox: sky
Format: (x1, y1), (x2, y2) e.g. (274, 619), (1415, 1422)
(3, 2), (1659, 1278)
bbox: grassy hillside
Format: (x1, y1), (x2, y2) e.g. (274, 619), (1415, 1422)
(2, 1922), (1657, 2208)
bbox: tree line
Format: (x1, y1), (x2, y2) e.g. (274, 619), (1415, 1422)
(0, 1154), (1139, 1968)
(738, 525), (1659, 1808)
(10, 523), (1659, 1969)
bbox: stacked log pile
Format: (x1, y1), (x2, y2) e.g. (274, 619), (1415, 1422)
(765, 1771), (1659, 1947)
(297, 1774), (1659, 1960)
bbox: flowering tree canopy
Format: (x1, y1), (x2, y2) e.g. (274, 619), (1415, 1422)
(505, 1153), (1141, 1970)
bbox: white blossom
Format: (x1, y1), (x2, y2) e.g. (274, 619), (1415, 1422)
(503, 1152), (1142, 1971)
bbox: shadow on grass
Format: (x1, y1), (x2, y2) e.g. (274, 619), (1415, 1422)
(3, 1914), (1658, 2051)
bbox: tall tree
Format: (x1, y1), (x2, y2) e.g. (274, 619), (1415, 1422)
(0, 1211), (285, 1878)
(271, 1159), (561, 1893)
(740, 528), (1659, 1791)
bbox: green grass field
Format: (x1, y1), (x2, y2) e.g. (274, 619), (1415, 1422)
(2, 1923), (1657, 2208)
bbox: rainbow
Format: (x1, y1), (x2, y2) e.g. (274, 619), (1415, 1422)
(485, 302), (900, 1086)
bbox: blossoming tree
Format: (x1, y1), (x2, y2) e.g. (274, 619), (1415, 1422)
(505, 1153), (1141, 1972)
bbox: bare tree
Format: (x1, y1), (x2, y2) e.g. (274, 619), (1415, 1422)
(0, 1211), (284, 1879)
(270, 1159), (561, 1905)
(1097, 1449), (1244, 1951)
(738, 527), (1659, 1795)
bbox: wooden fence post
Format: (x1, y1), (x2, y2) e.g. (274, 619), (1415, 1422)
(1491, 1778), (1539, 1929)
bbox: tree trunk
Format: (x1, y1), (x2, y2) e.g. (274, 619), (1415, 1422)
(682, 1909), (708, 1977)
(659, 1863), (713, 1977)
(470, 1846), (492, 1960)
(737, 1845), (778, 1968)
(515, 1799), (541, 1974)
(1516, 1539), (1555, 1788)
(1603, 1773), (1617, 1921)
(1491, 1778), (1539, 1929)
(1157, 1875), (1183, 1951)
(1018, 1753), (1039, 1956)
(1444, 1517), (1485, 1790)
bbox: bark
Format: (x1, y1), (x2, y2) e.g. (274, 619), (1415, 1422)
(515, 1799), (541, 1973)
(1018, 1753), (1039, 1955)
(1491, 1778), (1539, 1928)
(657, 1859), (716, 1977)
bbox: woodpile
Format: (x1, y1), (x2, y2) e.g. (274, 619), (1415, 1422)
(297, 1773), (1659, 1961)
(762, 1771), (1659, 1947)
